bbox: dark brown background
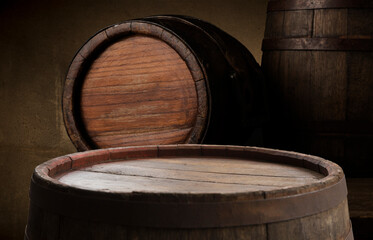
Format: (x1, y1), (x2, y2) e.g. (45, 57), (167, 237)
(0, 0), (267, 239)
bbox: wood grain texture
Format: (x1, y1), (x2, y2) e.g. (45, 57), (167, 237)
(80, 35), (197, 148)
(262, 4), (373, 177)
(63, 20), (207, 150)
(57, 157), (323, 193)
(26, 145), (351, 240)
(267, 199), (350, 240)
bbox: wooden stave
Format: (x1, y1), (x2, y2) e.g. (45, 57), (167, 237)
(25, 145), (352, 239)
(261, 2), (373, 177)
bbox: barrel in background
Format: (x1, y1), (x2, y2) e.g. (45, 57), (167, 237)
(25, 145), (353, 240)
(261, 0), (373, 178)
(261, 1), (372, 239)
(63, 16), (267, 151)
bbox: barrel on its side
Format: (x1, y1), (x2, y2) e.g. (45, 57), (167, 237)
(25, 145), (353, 240)
(63, 16), (267, 151)
(261, 0), (373, 177)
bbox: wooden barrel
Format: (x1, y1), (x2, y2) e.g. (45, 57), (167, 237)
(261, 0), (373, 177)
(63, 15), (267, 151)
(25, 145), (353, 240)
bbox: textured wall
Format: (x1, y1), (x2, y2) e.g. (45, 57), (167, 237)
(0, 0), (268, 239)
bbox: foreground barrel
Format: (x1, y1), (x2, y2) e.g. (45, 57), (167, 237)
(25, 145), (353, 240)
(63, 16), (266, 151)
(261, 0), (373, 177)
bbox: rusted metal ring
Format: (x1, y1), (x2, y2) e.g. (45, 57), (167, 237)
(29, 175), (347, 228)
(267, 0), (373, 11)
(262, 38), (373, 51)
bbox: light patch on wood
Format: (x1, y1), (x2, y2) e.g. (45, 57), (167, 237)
(58, 157), (324, 194)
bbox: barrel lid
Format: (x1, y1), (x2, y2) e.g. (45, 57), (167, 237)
(32, 145), (346, 228)
(63, 20), (208, 151)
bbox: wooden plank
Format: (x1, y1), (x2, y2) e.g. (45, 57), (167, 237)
(81, 162), (322, 187)
(347, 9), (373, 38)
(267, 199), (350, 240)
(40, 211), (60, 240)
(264, 11), (284, 38)
(57, 156), (324, 193)
(309, 51), (347, 121)
(283, 10), (313, 38)
(103, 157), (324, 179)
(346, 52), (373, 121)
(81, 98), (197, 118)
(59, 215), (128, 240)
(91, 128), (192, 147)
(313, 9), (348, 37)
(277, 50), (314, 121)
(58, 170), (282, 193)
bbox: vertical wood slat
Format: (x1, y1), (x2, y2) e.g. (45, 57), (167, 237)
(313, 9), (348, 37)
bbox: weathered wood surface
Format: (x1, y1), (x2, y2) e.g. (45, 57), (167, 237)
(80, 35), (197, 148)
(63, 16), (266, 151)
(25, 145), (352, 240)
(58, 157), (323, 193)
(261, 1), (373, 178)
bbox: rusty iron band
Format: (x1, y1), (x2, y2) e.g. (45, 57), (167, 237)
(29, 176), (348, 228)
(268, 0), (373, 11)
(262, 38), (373, 51)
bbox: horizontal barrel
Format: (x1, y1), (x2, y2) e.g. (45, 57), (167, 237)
(63, 15), (267, 151)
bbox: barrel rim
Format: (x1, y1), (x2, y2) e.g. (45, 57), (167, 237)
(30, 145), (347, 228)
(34, 144), (344, 200)
(62, 20), (209, 151)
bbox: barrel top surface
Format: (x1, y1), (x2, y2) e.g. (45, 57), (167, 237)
(31, 145), (347, 228)
(63, 20), (208, 151)
(57, 156), (324, 194)
(35, 145), (344, 200)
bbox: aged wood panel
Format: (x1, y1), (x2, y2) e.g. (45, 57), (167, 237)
(283, 10), (313, 37)
(264, 11), (285, 38)
(105, 157), (323, 178)
(310, 51), (347, 121)
(313, 9), (348, 37)
(267, 199), (350, 240)
(346, 52), (373, 121)
(57, 157), (323, 193)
